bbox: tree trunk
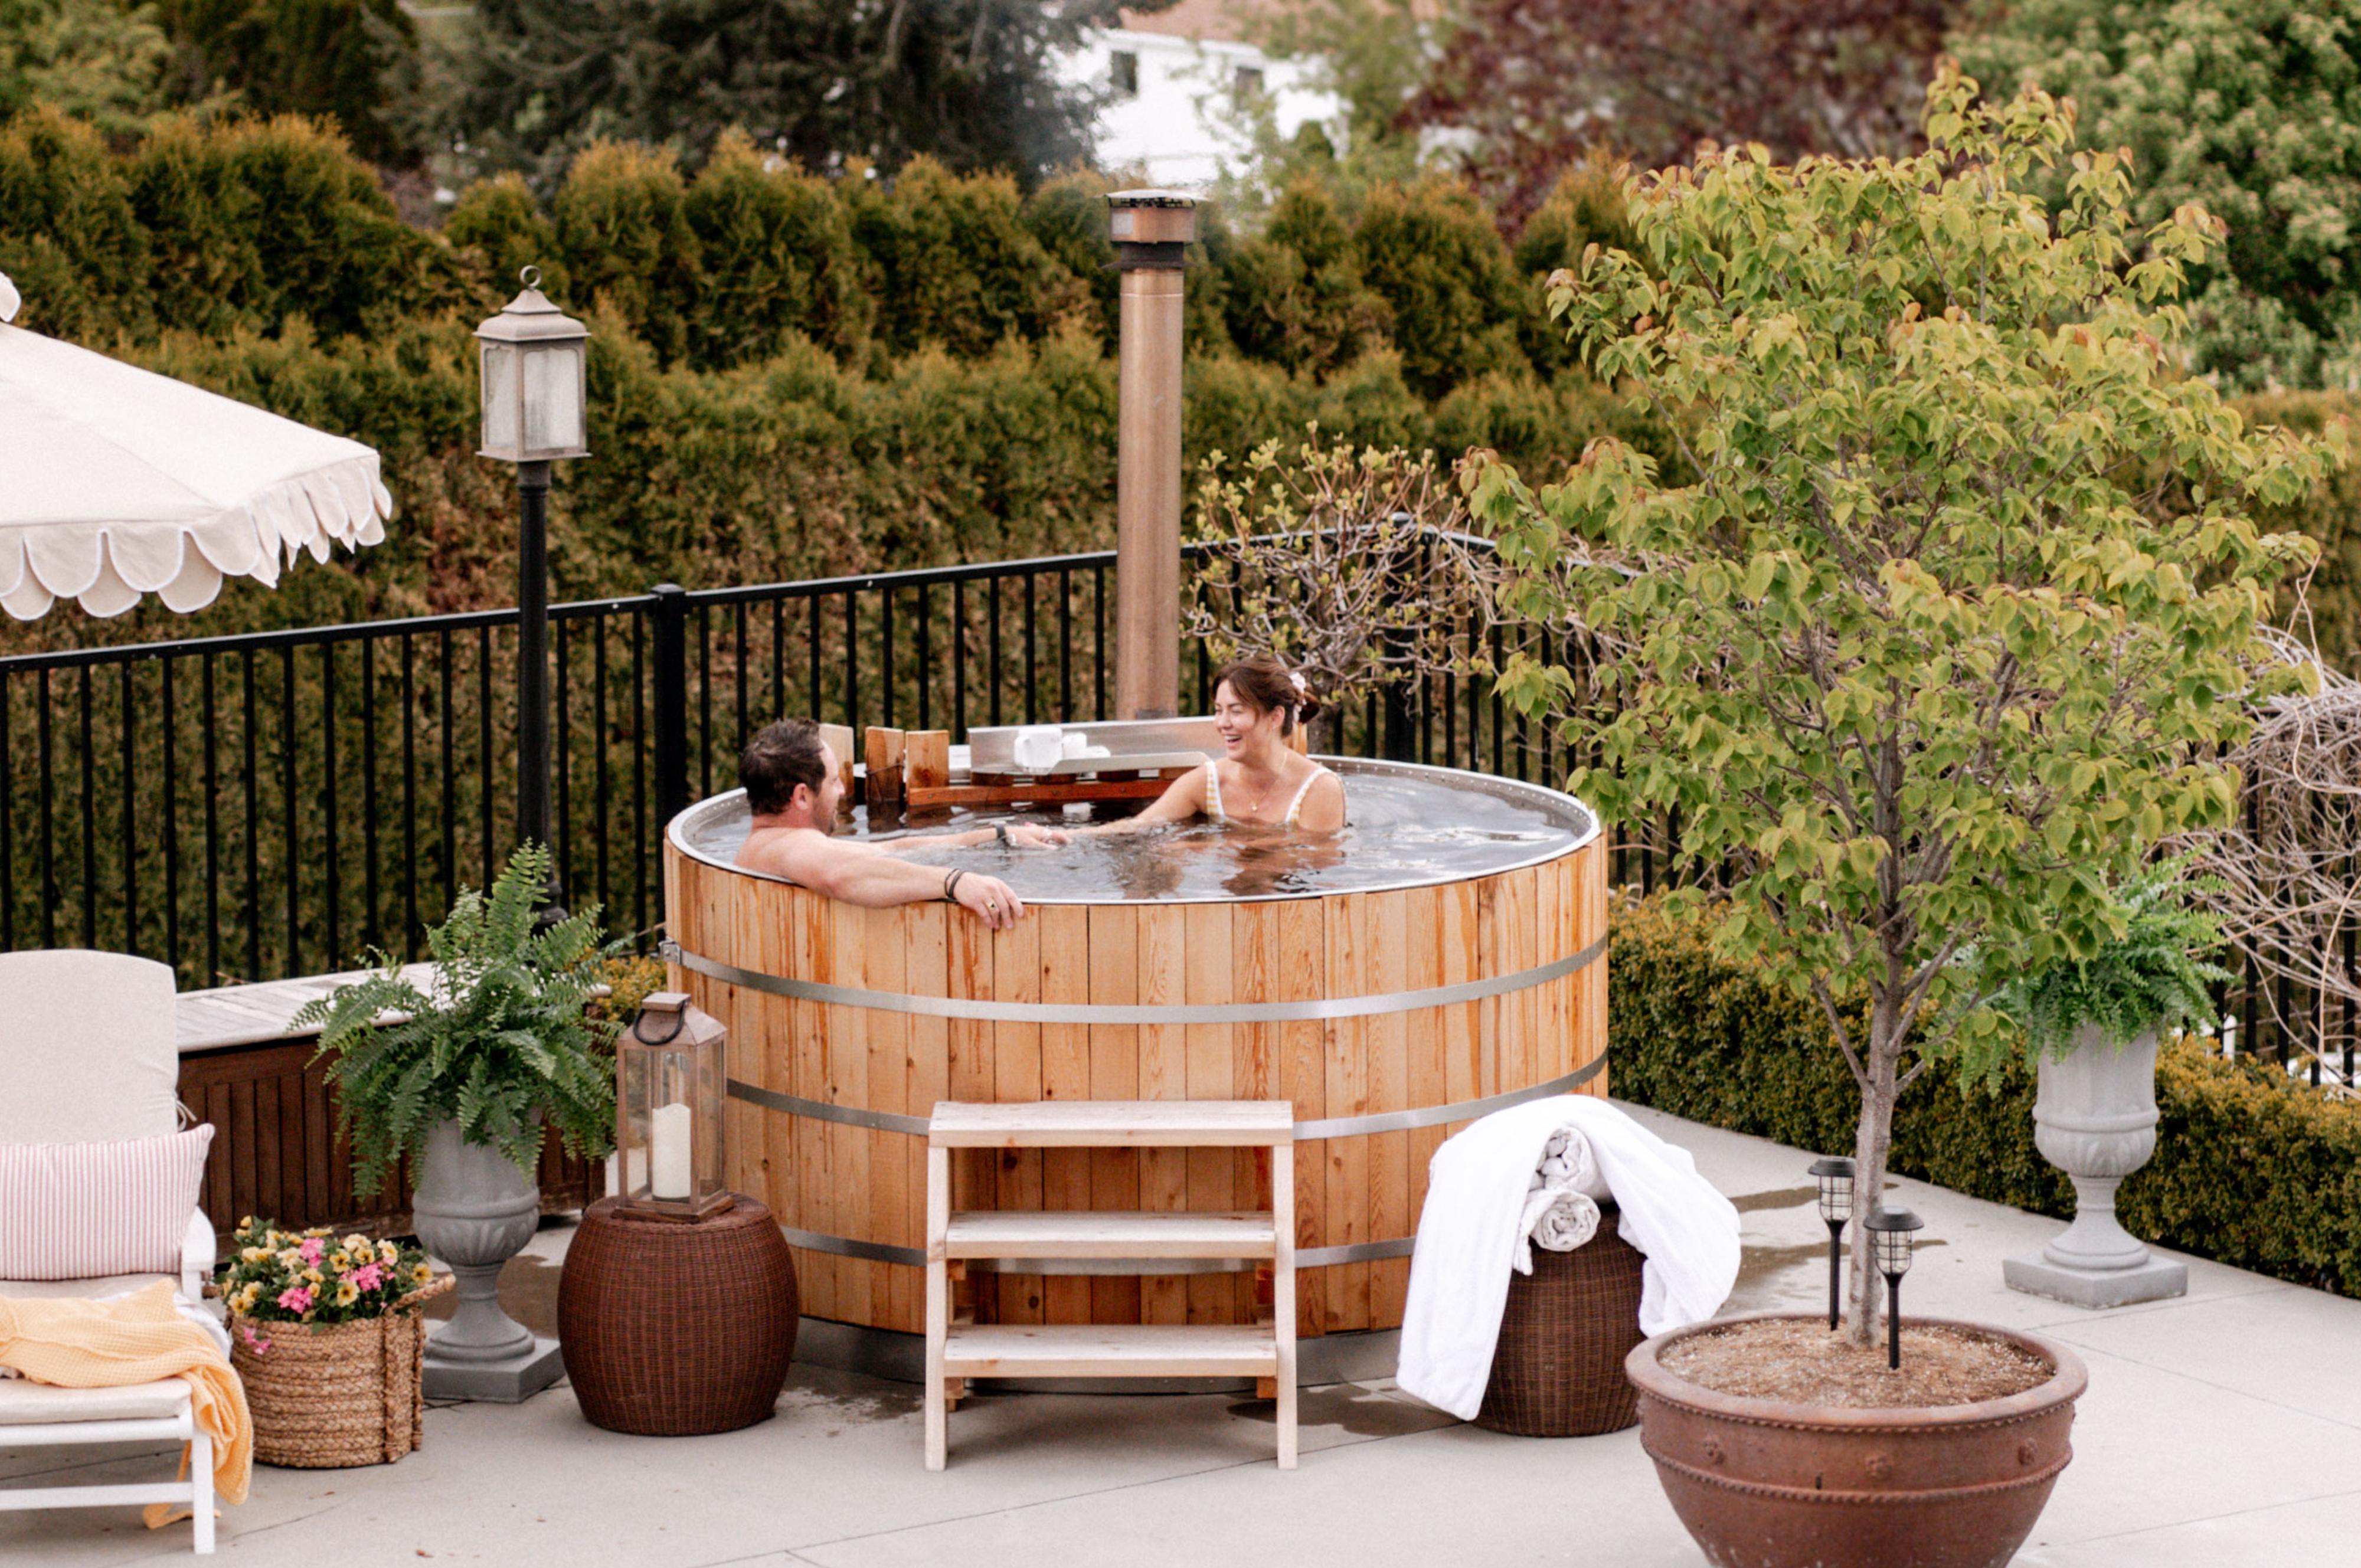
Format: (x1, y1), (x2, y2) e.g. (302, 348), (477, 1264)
(1843, 993), (1904, 1347)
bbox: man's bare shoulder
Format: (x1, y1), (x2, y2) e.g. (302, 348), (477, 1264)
(735, 824), (874, 882)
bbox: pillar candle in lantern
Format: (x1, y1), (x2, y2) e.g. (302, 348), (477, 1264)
(648, 1101), (694, 1200)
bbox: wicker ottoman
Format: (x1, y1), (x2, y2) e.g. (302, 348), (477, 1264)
(558, 1194), (799, 1436)
(1473, 1204), (1646, 1437)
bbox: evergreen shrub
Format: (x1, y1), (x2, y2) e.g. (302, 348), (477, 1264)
(1608, 895), (2361, 1298)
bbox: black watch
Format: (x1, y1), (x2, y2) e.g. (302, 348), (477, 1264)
(994, 823), (1013, 846)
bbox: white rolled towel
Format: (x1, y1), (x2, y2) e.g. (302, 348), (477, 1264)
(1515, 1127), (1605, 1268)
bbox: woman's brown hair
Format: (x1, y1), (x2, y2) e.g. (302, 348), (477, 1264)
(1212, 655), (1323, 736)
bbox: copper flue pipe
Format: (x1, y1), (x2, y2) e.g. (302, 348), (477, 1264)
(1110, 191), (1196, 720)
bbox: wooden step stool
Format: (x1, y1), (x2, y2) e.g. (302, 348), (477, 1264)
(923, 1099), (1297, 1471)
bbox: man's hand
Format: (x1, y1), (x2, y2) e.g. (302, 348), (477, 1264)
(952, 872), (1026, 929)
(1005, 823), (1069, 847)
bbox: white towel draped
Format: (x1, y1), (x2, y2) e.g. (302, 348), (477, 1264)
(1397, 1096), (1741, 1420)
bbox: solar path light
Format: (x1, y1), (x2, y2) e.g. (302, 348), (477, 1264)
(1810, 1156), (1856, 1331)
(1865, 1207), (1926, 1370)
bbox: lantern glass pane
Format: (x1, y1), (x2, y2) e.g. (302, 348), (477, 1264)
(522, 341), (584, 454)
(480, 342), (519, 456)
(1877, 1226), (1912, 1276)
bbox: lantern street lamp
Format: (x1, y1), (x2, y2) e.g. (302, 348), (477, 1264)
(476, 267), (590, 912)
(1809, 1156), (1856, 1331)
(616, 993), (732, 1220)
(1864, 1207), (1925, 1370)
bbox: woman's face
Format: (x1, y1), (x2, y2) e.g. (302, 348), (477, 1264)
(1213, 680), (1283, 755)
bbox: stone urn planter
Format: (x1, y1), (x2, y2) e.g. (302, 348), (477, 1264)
(2003, 1026), (2188, 1308)
(411, 1117), (564, 1401)
(1626, 1313), (2087, 1568)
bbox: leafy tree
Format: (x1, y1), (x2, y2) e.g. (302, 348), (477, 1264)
(1466, 66), (2331, 1342)
(1, 0), (172, 130)
(453, 0), (1163, 191)
(1954, 0), (2361, 391)
(156, 1), (420, 164)
(1352, 174), (1527, 397)
(1402, 0), (1957, 227)
(1220, 178), (1393, 379)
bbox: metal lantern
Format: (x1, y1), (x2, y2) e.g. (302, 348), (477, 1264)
(1864, 1207), (1926, 1370)
(1809, 1156), (1856, 1331)
(616, 993), (731, 1220)
(475, 267), (590, 463)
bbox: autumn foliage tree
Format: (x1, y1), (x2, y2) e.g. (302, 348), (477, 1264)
(1402, 0), (1957, 226)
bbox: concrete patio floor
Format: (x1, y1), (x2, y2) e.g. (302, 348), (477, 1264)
(7, 1102), (2355, 1567)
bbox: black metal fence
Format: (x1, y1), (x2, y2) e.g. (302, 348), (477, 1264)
(5, 547), (2345, 1076)
(0, 548), (1624, 993)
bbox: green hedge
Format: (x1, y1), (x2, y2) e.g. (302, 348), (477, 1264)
(1608, 895), (2361, 1298)
(0, 107), (2350, 670)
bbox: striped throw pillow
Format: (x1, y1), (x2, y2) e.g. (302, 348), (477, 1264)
(0, 1127), (214, 1280)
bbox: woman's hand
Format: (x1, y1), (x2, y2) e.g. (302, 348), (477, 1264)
(1006, 823), (1070, 848)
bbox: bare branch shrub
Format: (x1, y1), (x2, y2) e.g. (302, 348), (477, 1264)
(1184, 430), (1488, 747)
(2178, 631), (2361, 1068)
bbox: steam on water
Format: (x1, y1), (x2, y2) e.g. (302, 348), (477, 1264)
(684, 771), (1589, 902)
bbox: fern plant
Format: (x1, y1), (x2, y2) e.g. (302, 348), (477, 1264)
(295, 844), (620, 1198)
(1983, 858), (2234, 1068)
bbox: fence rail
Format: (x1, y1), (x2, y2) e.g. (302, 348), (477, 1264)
(4, 549), (2347, 1076)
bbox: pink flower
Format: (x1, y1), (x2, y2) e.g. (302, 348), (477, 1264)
(349, 1263), (384, 1292)
(277, 1285), (315, 1312)
(297, 1238), (325, 1265)
(237, 1321), (272, 1354)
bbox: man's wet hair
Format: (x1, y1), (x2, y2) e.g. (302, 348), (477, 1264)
(741, 719), (830, 815)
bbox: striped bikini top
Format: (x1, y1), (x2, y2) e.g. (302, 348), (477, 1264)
(1203, 761), (1333, 827)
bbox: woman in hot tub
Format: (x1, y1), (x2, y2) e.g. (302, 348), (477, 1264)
(1085, 655), (1344, 834)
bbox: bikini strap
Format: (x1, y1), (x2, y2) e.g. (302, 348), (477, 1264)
(1282, 765), (1329, 826)
(1202, 761), (1225, 821)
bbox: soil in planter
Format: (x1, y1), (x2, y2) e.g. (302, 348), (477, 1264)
(1661, 1318), (2052, 1408)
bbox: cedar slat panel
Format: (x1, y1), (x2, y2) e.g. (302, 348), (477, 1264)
(1183, 901), (1235, 1325)
(1087, 904), (1143, 1325)
(990, 915), (1044, 1324)
(1137, 903), (1190, 1326)
(1038, 904), (1094, 1325)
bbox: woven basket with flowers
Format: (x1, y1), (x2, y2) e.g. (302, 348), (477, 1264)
(214, 1217), (454, 1468)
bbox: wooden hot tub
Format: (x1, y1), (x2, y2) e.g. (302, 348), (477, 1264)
(663, 758), (1606, 1359)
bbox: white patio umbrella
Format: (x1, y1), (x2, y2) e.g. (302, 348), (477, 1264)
(0, 273), (393, 621)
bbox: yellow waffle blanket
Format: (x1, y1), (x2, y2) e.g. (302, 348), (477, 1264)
(0, 1281), (251, 1526)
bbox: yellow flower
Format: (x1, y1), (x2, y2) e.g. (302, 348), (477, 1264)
(277, 1250), (304, 1269)
(330, 1251), (350, 1270)
(240, 1246), (271, 1263)
(343, 1233), (370, 1253)
(378, 1240), (398, 1264)
(304, 1227), (329, 1239)
(335, 1282), (359, 1307)
(236, 1284), (260, 1312)
(410, 1263), (433, 1285)
(303, 1268), (323, 1285)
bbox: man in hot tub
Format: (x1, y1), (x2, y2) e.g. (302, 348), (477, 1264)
(734, 718), (1065, 929)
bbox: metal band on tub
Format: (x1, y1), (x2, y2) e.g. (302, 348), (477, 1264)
(698, 932), (1609, 1272)
(725, 1052), (1604, 1144)
(669, 933), (1603, 1027)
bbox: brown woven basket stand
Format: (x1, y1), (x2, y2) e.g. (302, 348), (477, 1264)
(1474, 1203), (1647, 1438)
(558, 1194), (799, 1436)
(230, 1275), (454, 1468)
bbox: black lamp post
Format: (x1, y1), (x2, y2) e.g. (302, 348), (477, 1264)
(1809, 1156), (1856, 1331)
(1864, 1207), (1925, 1370)
(476, 268), (589, 914)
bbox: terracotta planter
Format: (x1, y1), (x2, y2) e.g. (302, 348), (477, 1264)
(1625, 1313), (2087, 1568)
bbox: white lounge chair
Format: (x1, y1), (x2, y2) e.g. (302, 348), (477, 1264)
(0, 950), (225, 1554)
